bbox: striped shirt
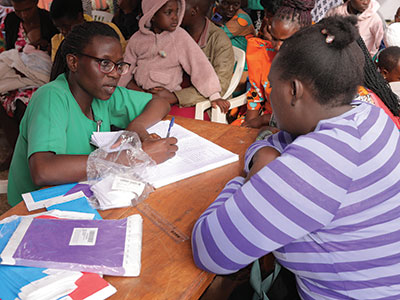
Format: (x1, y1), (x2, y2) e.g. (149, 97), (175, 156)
(192, 102), (400, 299)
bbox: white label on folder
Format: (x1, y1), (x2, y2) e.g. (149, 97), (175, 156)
(112, 176), (145, 196)
(69, 228), (98, 246)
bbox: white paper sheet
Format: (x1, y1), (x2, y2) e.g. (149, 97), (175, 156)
(90, 121), (238, 188)
(145, 121), (239, 188)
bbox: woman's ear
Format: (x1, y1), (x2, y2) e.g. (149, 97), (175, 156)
(290, 79), (304, 106)
(66, 54), (78, 73)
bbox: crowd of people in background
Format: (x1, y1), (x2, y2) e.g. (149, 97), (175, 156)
(0, 0), (398, 166)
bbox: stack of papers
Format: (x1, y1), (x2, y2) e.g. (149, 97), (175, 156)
(0, 214), (143, 277)
(90, 120), (239, 188)
(0, 211), (116, 299)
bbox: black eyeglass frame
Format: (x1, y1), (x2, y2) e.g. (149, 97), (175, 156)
(77, 53), (131, 75)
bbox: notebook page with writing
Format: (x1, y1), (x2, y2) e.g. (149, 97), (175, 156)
(145, 121), (238, 188)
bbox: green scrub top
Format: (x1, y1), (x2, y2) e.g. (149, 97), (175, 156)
(8, 73), (152, 206)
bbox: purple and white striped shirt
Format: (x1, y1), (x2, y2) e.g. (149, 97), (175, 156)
(192, 102), (400, 299)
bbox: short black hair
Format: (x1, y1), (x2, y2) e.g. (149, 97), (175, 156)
(50, 0), (83, 20)
(378, 46), (400, 73)
(360, 43), (400, 116)
(50, 22), (119, 80)
(187, 0), (213, 15)
(275, 15), (364, 107)
(260, 0), (282, 15)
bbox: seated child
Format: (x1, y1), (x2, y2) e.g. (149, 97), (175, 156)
(150, 0), (234, 118)
(377, 46), (400, 83)
(231, 0), (314, 127)
(50, 0), (126, 61)
(119, 0), (230, 113)
(377, 46), (400, 99)
(326, 0), (384, 57)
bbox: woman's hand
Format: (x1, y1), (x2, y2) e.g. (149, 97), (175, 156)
(142, 137), (178, 164)
(242, 114), (271, 129)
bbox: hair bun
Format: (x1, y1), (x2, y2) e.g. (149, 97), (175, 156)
(281, 0), (315, 12)
(319, 16), (359, 49)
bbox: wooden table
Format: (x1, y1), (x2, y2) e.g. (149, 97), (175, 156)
(0, 117), (258, 300)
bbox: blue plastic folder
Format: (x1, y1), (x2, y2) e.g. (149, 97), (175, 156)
(47, 196), (102, 220)
(22, 183), (78, 211)
(0, 218), (48, 300)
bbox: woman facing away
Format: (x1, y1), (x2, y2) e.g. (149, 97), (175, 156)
(192, 16), (400, 299)
(7, 21), (178, 206)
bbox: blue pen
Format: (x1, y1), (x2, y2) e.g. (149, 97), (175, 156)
(166, 117), (175, 138)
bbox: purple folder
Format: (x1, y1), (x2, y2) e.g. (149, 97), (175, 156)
(0, 215), (142, 276)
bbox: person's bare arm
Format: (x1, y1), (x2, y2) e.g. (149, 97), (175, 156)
(29, 136), (178, 186)
(29, 152), (88, 186)
(245, 146), (280, 182)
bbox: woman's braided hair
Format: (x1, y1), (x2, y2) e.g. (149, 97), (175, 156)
(274, 0), (315, 28)
(50, 21), (120, 81)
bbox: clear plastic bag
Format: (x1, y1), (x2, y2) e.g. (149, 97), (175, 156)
(87, 131), (155, 210)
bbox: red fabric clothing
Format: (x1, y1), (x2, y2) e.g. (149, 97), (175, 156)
(169, 105), (210, 121)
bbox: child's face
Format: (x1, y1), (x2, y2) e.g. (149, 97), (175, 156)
(350, 0), (370, 13)
(217, 0), (241, 21)
(384, 59), (400, 83)
(151, 0), (179, 34)
(53, 15), (85, 37)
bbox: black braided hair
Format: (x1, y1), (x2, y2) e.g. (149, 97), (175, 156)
(275, 15), (364, 107)
(50, 21), (119, 81)
(377, 46), (400, 73)
(357, 39), (400, 116)
(274, 0), (315, 28)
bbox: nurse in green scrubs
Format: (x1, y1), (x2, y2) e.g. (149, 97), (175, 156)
(8, 21), (178, 206)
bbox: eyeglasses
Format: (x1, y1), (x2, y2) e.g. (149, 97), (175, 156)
(78, 53), (131, 75)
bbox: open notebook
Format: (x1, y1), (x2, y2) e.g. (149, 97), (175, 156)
(91, 120), (239, 188)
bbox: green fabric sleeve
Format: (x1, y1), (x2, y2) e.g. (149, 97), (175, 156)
(108, 87), (153, 129)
